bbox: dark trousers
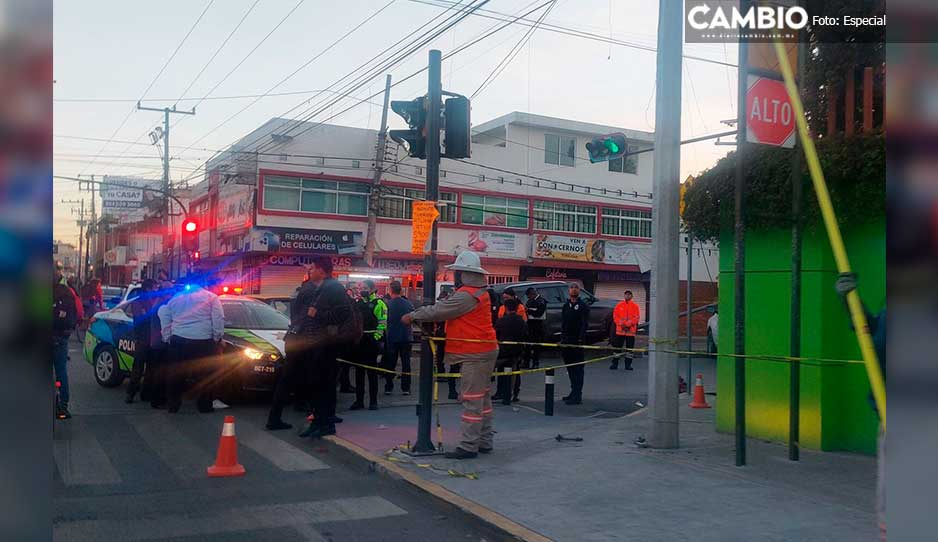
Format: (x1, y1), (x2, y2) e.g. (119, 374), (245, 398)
(495, 356), (521, 403)
(562, 340), (585, 399)
(126, 342), (149, 399)
(310, 346), (339, 428)
(525, 320), (544, 367)
(354, 345), (379, 406)
(167, 336), (217, 412)
(53, 335), (70, 406)
(383, 341), (412, 392)
(146, 347), (167, 406)
(268, 334), (309, 424)
(610, 335), (635, 368)
(338, 364), (353, 391)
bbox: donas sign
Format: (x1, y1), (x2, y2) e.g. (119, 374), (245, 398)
(745, 75), (795, 148)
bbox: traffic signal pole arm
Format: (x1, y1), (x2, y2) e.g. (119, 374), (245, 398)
(53, 175), (190, 219)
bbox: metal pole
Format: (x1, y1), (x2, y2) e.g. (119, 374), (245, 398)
(734, 1), (750, 467)
(789, 38), (806, 462)
(413, 49), (442, 454)
(77, 199), (85, 284)
(544, 368), (555, 416)
(364, 74), (393, 266)
(686, 234), (693, 390)
(647, 0), (682, 449)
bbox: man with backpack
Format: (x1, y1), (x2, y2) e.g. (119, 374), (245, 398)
(53, 266), (79, 420)
(349, 280), (387, 411)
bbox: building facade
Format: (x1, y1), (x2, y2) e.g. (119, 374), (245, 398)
(190, 111), (717, 318)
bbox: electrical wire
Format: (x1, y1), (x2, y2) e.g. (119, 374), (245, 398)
(54, 89), (384, 105)
(77, 0), (215, 176)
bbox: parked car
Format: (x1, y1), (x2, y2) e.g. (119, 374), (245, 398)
(706, 307), (718, 354)
(489, 281), (618, 344)
(83, 295), (288, 397)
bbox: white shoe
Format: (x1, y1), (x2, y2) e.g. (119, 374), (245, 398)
(212, 399), (230, 410)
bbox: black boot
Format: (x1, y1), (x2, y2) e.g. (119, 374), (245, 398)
(349, 401), (364, 410)
(266, 420), (293, 431)
(444, 447), (478, 459)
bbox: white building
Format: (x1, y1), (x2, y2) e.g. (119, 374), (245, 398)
(190, 111), (717, 317)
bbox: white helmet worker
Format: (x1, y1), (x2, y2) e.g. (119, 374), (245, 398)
(446, 250), (489, 275)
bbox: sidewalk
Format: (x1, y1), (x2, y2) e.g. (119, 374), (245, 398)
(331, 356), (876, 542)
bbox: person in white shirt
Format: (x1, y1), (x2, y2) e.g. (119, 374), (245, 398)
(158, 276), (225, 413)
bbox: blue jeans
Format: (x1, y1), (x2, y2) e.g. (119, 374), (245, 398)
(53, 335), (70, 405)
(383, 341), (412, 392)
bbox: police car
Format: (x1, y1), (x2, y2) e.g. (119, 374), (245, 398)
(83, 294), (289, 396)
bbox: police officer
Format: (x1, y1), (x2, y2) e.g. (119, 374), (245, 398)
(350, 280), (387, 410)
(524, 287), (547, 369)
(561, 283), (590, 405)
(402, 251), (498, 459)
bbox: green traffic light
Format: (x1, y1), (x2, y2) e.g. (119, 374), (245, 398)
(604, 139), (619, 153)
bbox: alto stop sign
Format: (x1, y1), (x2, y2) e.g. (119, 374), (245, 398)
(745, 75), (796, 148)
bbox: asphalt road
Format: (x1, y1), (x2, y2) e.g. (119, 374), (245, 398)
(54, 339), (502, 542)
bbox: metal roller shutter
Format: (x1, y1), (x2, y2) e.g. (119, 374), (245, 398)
(594, 281), (646, 320)
(259, 266), (306, 296)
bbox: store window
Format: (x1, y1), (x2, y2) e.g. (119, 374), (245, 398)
(533, 200), (597, 233)
(262, 176), (369, 216)
(461, 194), (529, 228)
(607, 144), (640, 174)
(544, 133), (576, 167)
(601, 208), (652, 238)
(378, 188), (456, 223)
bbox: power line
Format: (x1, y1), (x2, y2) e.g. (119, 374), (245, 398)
(78, 0), (215, 177)
(54, 89), (384, 106)
(409, 0), (737, 68)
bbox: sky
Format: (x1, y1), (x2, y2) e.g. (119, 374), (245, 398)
(53, 0), (739, 246)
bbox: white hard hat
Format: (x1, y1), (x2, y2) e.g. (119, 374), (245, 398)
(446, 250), (489, 274)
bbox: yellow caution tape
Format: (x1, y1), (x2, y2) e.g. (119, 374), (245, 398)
(384, 445), (478, 479)
(772, 39), (886, 426)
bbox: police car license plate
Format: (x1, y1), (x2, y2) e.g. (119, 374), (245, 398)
(253, 365), (276, 374)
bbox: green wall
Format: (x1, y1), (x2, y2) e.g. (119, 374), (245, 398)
(716, 219), (883, 454)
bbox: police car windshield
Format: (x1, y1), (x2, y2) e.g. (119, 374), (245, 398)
(221, 300), (289, 330)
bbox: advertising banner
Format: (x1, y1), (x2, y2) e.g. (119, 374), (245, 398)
(216, 184), (253, 232)
(245, 227), (363, 255)
(101, 176), (162, 224)
(467, 231), (518, 256)
(532, 234), (604, 263)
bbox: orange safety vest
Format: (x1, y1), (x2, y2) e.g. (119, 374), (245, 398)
(446, 286), (498, 354)
(497, 302), (527, 321)
(613, 300), (641, 336)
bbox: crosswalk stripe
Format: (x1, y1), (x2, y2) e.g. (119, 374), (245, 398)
(127, 414), (208, 480)
(53, 419), (122, 486)
(235, 423), (330, 472)
(54, 496), (408, 542)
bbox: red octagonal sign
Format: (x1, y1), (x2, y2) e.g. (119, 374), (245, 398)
(745, 76), (795, 148)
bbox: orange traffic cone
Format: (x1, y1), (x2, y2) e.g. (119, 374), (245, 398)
(689, 374), (711, 409)
(207, 415), (246, 477)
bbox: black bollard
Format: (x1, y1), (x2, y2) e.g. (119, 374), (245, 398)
(545, 368), (555, 416)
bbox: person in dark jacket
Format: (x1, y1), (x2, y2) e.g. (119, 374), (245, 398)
(524, 287), (547, 369)
(267, 276), (319, 430)
(53, 267), (79, 420)
(125, 279), (158, 403)
(349, 280), (386, 411)
(299, 255), (355, 439)
(492, 298), (527, 404)
(383, 280), (415, 395)
(145, 281), (172, 409)
(561, 283), (590, 405)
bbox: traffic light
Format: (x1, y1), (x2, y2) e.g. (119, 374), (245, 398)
(585, 132), (628, 163)
(181, 218), (199, 252)
(389, 97), (427, 159)
(442, 96), (471, 159)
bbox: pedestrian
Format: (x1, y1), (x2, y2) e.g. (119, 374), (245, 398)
(383, 281), (415, 396)
(338, 284), (359, 394)
(266, 273), (318, 430)
(524, 287), (546, 369)
(560, 283), (590, 405)
(835, 273), (886, 540)
(53, 265), (79, 420)
(146, 281), (172, 409)
(497, 288), (527, 320)
(349, 280), (386, 411)
(492, 297), (526, 404)
(158, 274), (225, 414)
(610, 290), (640, 370)
(82, 277), (104, 317)
(66, 276), (84, 340)
(125, 278), (158, 403)
(298, 255), (357, 439)
(402, 251), (498, 459)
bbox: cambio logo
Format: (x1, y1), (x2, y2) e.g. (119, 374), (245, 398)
(687, 3), (808, 31)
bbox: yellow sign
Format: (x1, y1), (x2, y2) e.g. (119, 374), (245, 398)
(411, 200), (440, 254)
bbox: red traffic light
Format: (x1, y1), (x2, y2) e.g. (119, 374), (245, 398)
(183, 220), (198, 233)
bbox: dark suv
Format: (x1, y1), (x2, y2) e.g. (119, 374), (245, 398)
(489, 281), (617, 344)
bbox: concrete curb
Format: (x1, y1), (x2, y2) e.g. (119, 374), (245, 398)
(323, 435), (553, 542)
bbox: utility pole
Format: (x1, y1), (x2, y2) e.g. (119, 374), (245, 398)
(788, 37), (806, 462)
(364, 74), (393, 266)
(137, 103), (195, 278)
(413, 50), (442, 455)
(62, 198), (85, 282)
(81, 175), (97, 281)
(686, 233), (693, 390)
(734, 0), (750, 467)
(647, 0), (682, 449)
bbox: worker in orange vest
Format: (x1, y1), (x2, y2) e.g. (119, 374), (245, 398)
(497, 287), (527, 320)
(402, 251), (498, 460)
(610, 290), (640, 370)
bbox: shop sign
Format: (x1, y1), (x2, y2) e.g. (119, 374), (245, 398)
(373, 259), (423, 274)
(467, 231), (518, 255)
(245, 227), (363, 255)
(532, 234), (604, 263)
(545, 268), (568, 279)
(265, 255), (354, 269)
(216, 184), (253, 232)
